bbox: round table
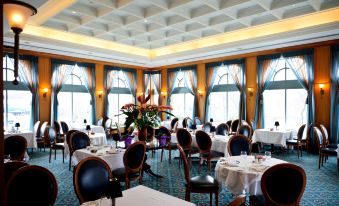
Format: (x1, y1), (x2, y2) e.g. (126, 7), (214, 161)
(215, 155), (286, 195)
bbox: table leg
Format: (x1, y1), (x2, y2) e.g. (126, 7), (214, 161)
(142, 154), (163, 178)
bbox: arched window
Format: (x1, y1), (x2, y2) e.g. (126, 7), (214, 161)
(208, 67), (240, 122)
(58, 65), (92, 124)
(170, 71), (194, 119)
(3, 55), (32, 131)
(263, 58), (307, 129)
(108, 71), (134, 125)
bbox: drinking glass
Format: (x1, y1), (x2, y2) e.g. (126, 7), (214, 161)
(4, 154), (11, 160)
(265, 151), (272, 160)
(240, 151), (247, 160)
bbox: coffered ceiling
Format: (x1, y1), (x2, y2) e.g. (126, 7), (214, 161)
(3, 0), (339, 67)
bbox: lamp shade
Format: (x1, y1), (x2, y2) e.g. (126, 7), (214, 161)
(274, 121), (280, 127)
(4, 1), (37, 30)
(84, 119), (87, 124)
(15, 122), (20, 127)
(86, 125), (91, 131)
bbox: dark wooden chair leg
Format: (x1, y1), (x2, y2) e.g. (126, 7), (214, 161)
(209, 193), (212, 206)
(160, 149), (164, 162)
(318, 154), (321, 169)
(62, 149), (64, 163)
(215, 191), (218, 206)
(54, 148), (56, 160)
(49, 148), (52, 163)
(169, 149), (172, 164)
(69, 155), (72, 170)
(185, 188), (190, 201)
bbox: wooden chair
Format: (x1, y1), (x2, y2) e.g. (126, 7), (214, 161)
(5, 165), (58, 206)
(226, 120), (232, 132)
(178, 145), (219, 206)
(186, 118), (194, 129)
(319, 124), (338, 148)
(4, 135), (27, 161)
(237, 124), (252, 138)
(32, 121), (40, 151)
(304, 123), (313, 152)
(66, 130), (78, 171)
(96, 117), (104, 126)
(286, 124), (306, 158)
(37, 121), (48, 151)
(203, 122), (212, 133)
(44, 126), (65, 163)
(249, 163), (306, 206)
(73, 157), (113, 204)
(112, 141), (146, 189)
(170, 117), (179, 133)
(314, 127), (337, 169)
(230, 119), (240, 134)
(216, 123), (229, 136)
(60, 121), (69, 135)
(227, 135), (251, 156)
(195, 130), (224, 172)
(159, 126), (177, 164)
(194, 117), (202, 125)
(4, 161), (28, 184)
(177, 128), (199, 167)
(54, 121), (64, 142)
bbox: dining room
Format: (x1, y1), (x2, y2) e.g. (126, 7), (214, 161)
(1, 0), (339, 206)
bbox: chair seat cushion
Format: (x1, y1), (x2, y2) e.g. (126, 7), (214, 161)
(165, 143), (177, 150)
(327, 144), (338, 149)
(249, 195), (266, 206)
(188, 174), (219, 190)
(112, 168), (140, 180)
(320, 148), (337, 155)
(53, 143), (64, 149)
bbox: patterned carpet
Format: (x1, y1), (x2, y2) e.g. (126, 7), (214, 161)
(28, 147), (339, 206)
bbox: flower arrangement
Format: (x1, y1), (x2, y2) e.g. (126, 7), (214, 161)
(120, 94), (174, 133)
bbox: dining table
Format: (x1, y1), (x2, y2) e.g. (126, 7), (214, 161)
(215, 155), (286, 195)
(64, 132), (108, 156)
(72, 145), (125, 171)
(251, 129), (297, 148)
(81, 185), (196, 206)
(70, 124), (106, 134)
(5, 131), (37, 149)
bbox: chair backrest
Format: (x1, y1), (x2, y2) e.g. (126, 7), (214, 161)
(319, 124), (329, 146)
(40, 121), (48, 137)
(44, 126), (57, 145)
(73, 157), (112, 204)
(216, 123), (229, 136)
(195, 117), (202, 125)
(66, 130), (80, 154)
(226, 120), (232, 131)
(96, 117), (103, 126)
(146, 126), (155, 142)
(182, 117), (188, 128)
(105, 119), (112, 130)
(231, 119), (240, 133)
(314, 127), (324, 150)
(306, 123), (313, 147)
(5, 165), (58, 206)
(237, 125), (252, 138)
(178, 145), (190, 185)
(203, 122), (212, 133)
(70, 131), (90, 152)
(251, 119), (257, 131)
(186, 118), (194, 129)
(33, 121), (40, 138)
(60, 121), (69, 134)
(261, 163), (306, 206)
(296, 124), (306, 141)
(176, 128), (192, 149)
(54, 121), (61, 134)
(158, 126), (171, 137)
(123, 141), (146, 174)
(195, 130), (212, 153)
(170, 118), (179, 130)
(241, 120), (249, 126)
(4, 135), (27, 161)
(4, 161), (28, 184)
(228, 135), (251, 156)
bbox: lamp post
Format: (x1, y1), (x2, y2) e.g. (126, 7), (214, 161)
(4, 1), (37, 85)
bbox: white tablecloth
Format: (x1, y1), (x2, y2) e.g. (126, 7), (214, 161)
(252, 129), (297, 147)
(171, 133), (231, 156)
(215, 156), (286, 195)
(81, 185), (195, 206)
(5, 131), (37, 149)
(73, 146), (125, 171)
(64, 133), (108, 155)
(71, 125), (106, 134)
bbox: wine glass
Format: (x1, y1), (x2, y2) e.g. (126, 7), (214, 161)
(265, 151), (272, 160)
(4, 154), (11, 161)
(240, 151), (247, 160)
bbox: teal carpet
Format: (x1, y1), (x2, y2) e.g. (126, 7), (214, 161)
(28, 148), (339, 206)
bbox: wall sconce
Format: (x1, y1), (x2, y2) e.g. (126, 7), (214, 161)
(42, 88), (48, 98)
(4, 1), (37, 85)
(98, 90), (103, 99)
(161, 91), (167, 99)
(319, 84), (325, 96)
(248, 88), (254, 97)
(197, 89), (204, 97)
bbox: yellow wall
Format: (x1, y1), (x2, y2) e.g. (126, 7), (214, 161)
(12, 40), (338, 129)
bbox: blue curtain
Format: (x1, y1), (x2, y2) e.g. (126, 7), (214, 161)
(50, 60), (75, 124)
(283, 49), (314, 127)
(183, 69), (198, 118)
(204, 65), (219, 122)
(330, 45), (339, 144)
(254, 54), (281, 128)
(79, 64), (96, 124)
(9, 54), (39, 130)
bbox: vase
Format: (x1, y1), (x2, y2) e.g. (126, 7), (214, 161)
(138, 126), (147, 141)
(124, 136), (133, 148)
